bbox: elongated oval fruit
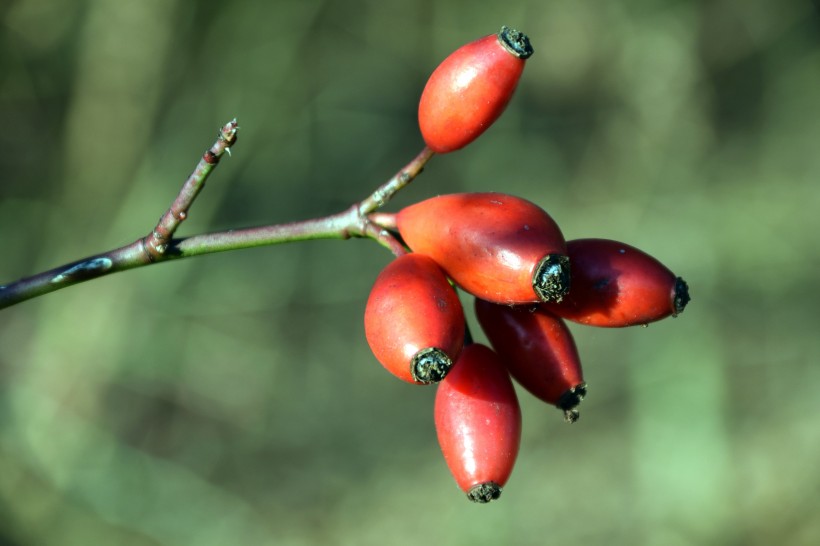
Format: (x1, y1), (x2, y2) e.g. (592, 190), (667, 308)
(475, 298), (586, 423)
(543, 238), (690, 327)
(418, 26), (533, 153)
(435, 344), (521, 503)
(365, 253), (465, 384)
(397, 192), (570, 304)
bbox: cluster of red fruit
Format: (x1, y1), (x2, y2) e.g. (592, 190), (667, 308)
(364, 27), (690, 503)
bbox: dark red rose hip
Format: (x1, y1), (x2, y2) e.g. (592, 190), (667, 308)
(475, 298), (586, 423)
(365, 253), (465, 384)
(397, 192), (570, 304)
(543, 238), (690, 327)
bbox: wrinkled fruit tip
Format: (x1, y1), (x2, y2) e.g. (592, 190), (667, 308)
(533, 254), (571, 303)
(672, 277), (690, 317)
(558, 382), (587, 424)
(498, 26), (534, 59)
(563, 409), (580, 424)
(467, 482), (502, 503)
(411, 347), (454, 384)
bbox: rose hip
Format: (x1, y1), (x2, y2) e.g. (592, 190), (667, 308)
(397, 192), (570, 304)
(475, 298), (586, 423)
(435, 343), (522, 502)
(418, 26), (533, 153)
(543, 238), (690, 327)
(365, 253), (465, 384)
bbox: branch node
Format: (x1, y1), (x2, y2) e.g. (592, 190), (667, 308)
(142, 236), (160, 263)
(203, 150), (219, 164)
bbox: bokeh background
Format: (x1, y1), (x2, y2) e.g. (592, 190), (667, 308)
(1, 0), (819, 544)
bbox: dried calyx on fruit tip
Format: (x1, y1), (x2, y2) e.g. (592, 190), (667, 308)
(467, 482), (503, 504)
(411, 347), (454, 384)
(532, 254), (571, 303)
(673, 277), (690, 317)
(557, 383), (587, 424)
(497, 26), (534, 59)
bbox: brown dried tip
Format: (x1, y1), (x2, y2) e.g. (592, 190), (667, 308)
(467, 482), (502, 503)
(497, 26), (534, 59)
(532, 254), (571, 303)
(557, 383), (587, 424)
(672, 277), (690, 317)
(411, 347), (454, 384)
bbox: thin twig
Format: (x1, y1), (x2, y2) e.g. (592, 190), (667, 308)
(358, 146), (435, 215)
(143, 119), (238, 260)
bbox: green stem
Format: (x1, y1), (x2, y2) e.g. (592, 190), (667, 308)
(168, 206), (362, 258)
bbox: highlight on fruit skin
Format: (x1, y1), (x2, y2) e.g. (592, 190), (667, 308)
(364, 253), (465, 384)
(397, 192), (570, 305)
(475, 298), (586, 423)
(543, 238), (690, 327)
(418, 26), (533, 153)
(434, 344), (521, 503)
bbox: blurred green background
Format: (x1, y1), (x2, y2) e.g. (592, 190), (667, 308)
(1, 0), (819, 544)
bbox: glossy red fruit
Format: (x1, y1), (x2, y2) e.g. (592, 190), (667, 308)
(365, 253), (465, 384)
(418, 26), (533, 153)
(475, 298), (586, 423)
(397, 192), (570, 304)
(543, 238), (690, 327)
(435, 344), (521, 503)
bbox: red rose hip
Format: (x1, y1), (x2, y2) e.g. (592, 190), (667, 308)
(475, 298), (586, 423)
(543, 238), (690, 327)
(418, 26), (533, 153)
(435, 344), (521, 503)
(397, 192), (570, 304)
(365, 253), (465, 384)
